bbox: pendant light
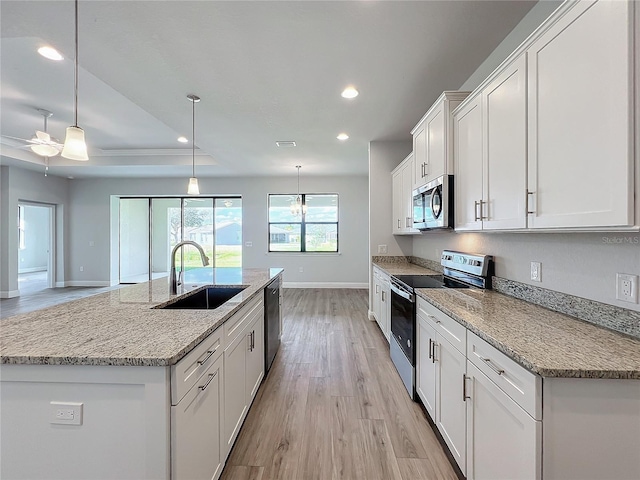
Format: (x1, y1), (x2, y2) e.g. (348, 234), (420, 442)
(290, 165), (307, 216)
(61, 0), (88, 161)
(186, 94), (201, 195)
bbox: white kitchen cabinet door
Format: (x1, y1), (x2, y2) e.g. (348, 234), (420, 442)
(223, 327), (249, 460)
(413, 124), (428, 190)
(454, 95), (483, 231)
(172, 355), (224, 480)
(482, 54), (527, 230)
(435, 336), (467, 475)
(527, 0), (634, 229)
(466, 362), (541, 480)
(372, 270), (382, 327)
(425, 102), (445, 183)
(401, 154), (417, 233)
(246, 312), (265, 402)
(392, 169), (403, 234)
(380, 276), (391, 342)
(416, 312), (437, 420)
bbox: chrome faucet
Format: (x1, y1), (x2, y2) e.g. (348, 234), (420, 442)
(169, 241), (210, 294)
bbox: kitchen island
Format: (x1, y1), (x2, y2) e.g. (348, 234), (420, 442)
(0, 267), (283, 480)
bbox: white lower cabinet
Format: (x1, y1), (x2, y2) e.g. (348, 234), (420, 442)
(372, 266), (391, 342)
(172, 355), (224, 480)
(416, 313), (437, 418)
(466, 361), (541, 480)
(223, 295), (265, 460)
(435, 336), (467, 474)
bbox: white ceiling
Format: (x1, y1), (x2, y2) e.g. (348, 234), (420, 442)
(0, 0), (536, 179)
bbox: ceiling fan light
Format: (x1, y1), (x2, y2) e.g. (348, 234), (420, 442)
(30, 144), (60, 157)
(187, 177), (200, 195)
(61, 126), (89, 161)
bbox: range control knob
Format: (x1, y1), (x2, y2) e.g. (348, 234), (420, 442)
(407, 339), (411, 348)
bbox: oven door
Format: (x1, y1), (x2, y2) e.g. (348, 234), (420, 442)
(390, 280), (415, 365)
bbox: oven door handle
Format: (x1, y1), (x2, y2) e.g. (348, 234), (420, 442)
(390, 280), (414, 303)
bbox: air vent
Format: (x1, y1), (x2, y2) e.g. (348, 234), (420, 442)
(276, 141), (296, 148)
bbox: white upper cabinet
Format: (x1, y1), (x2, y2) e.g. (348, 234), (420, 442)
(412, 91), (470, 191)
(454, 94), (484, 231)
(527, 0), (635, 229)
(482, 54), (527, 231)
(391, 152), (419, 235)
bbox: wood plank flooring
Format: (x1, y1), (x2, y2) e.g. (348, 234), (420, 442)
(221, 288), (457, 480)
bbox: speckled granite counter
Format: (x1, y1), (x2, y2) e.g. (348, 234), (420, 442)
(373, 260), (440, 277)
(0, 268), (283, 367)
(416, 288), (640, 379)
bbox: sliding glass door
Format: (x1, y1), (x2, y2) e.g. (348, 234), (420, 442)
(119, 196), (241, 284)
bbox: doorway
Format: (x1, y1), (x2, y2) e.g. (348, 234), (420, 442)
(17, 202), (55, 295)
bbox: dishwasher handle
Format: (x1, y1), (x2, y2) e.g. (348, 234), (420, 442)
(390, 280), (414, 303)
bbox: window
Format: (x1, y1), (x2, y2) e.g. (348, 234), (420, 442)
(268, 194), (338, 252)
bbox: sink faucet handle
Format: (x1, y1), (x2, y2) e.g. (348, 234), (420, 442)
(178, 270), (184, 286)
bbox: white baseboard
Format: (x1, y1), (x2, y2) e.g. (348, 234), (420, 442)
(18, 267), (47, 274)
(283, 282), (368, 289)
(55, 282), (65, 288)
(0, 290), (20, 299)
(368, 310), (376, 321)
(63, 281), (111, 287)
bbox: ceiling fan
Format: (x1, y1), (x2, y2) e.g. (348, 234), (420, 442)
(2, 108), (64, 158)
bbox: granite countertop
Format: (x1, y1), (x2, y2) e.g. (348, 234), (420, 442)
(0, 268), (283, 367)
(416, 288), (640, 380)
(373, 261), (440, 277)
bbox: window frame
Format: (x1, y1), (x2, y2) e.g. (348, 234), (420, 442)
(267, 193), (339, 253)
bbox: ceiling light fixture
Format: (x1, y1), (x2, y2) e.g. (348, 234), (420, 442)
(341, 86), (359, 99)
(61, 0), (88, 161)
(30, 109), (62, 158)
(290, 165), (307, 217)
(37, 46), (63, 61)
(177, 136), (188, 143)
(337, 133), (349, 141)
(186, 94), (201, 195)
(276, 141), (296, 148)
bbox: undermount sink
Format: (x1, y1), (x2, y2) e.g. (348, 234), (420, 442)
(159, 286), (247, 310)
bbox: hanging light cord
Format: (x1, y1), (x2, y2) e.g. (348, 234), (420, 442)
(192, 96), (196, 178)
(74, 0), (79, 127)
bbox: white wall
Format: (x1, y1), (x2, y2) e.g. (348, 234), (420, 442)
(408, 0), (639, 313)
(18, 205), (49, 272)
(0, 165), (68, 296)
(369, 140), (413, 258)
(68, 175), (368, 287)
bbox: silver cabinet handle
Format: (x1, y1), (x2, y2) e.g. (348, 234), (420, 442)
(432, 342), (437, 364)
(426, 314), (440, 324)
(197, 346), (218, 365)
(406, 217), (412, 228)
(252, 330), (255, 350)
(248, 332), (253, 351)
(381, 291), (385, 302)
(398, 219), (401, 229)
(199, 371), (217, 391)
(421, 163), (424, 178)
(423, 162), (428, 178)
(474, 201), (480, 221)
(527, 190), (535, 214)
(428, 338), (433, 359)
(479, 200), (487, 220)
(481, 357), (505, 376)
(462, 374), (470, 402)
(375, 285), (379, 294)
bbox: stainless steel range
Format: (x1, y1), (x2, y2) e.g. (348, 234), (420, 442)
(389, 250), (493, 400)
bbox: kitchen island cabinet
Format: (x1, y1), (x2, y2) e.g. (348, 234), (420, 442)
(0, 268), (282, 480)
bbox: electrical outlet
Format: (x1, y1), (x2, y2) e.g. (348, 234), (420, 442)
(616, 273), (638, 303)
(378, 245), (388, 254)
(530, 262), (542, 282)
(50, 402), (83, 425)
(79, 266), (84, 272)
(245, 241), (252, 247)
(299, 267), (304, 273)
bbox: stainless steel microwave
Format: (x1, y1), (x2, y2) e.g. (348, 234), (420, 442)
(412, 175), (454, 230)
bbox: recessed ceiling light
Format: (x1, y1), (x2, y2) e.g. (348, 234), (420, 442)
(177, 136), (188, 143)
(276, 141), (296, 148)
(337, 133), (349, 141)
(341, 86), (359, 99)
(37, 46), (64, 61)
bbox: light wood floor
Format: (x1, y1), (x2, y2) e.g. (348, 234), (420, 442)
(221, 288), (457, 480)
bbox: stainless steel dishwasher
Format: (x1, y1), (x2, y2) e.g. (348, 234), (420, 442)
(264, 276), (281, 373)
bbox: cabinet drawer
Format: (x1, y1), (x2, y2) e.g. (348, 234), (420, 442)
(467, 331), (541, 420)
(223, 294), (263, 348)
(417, 297), (466, 355)
(172, 326), (223, 405)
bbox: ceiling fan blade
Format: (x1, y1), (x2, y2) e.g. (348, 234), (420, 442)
(0, 134), (33, 143)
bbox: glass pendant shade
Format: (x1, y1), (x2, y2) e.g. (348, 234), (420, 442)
(187, 177), (200, 195)
(31, 144), (60, 157)
(61, 126), (88, 161)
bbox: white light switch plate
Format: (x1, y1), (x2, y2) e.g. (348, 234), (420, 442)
(530, 262), (542, 282)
